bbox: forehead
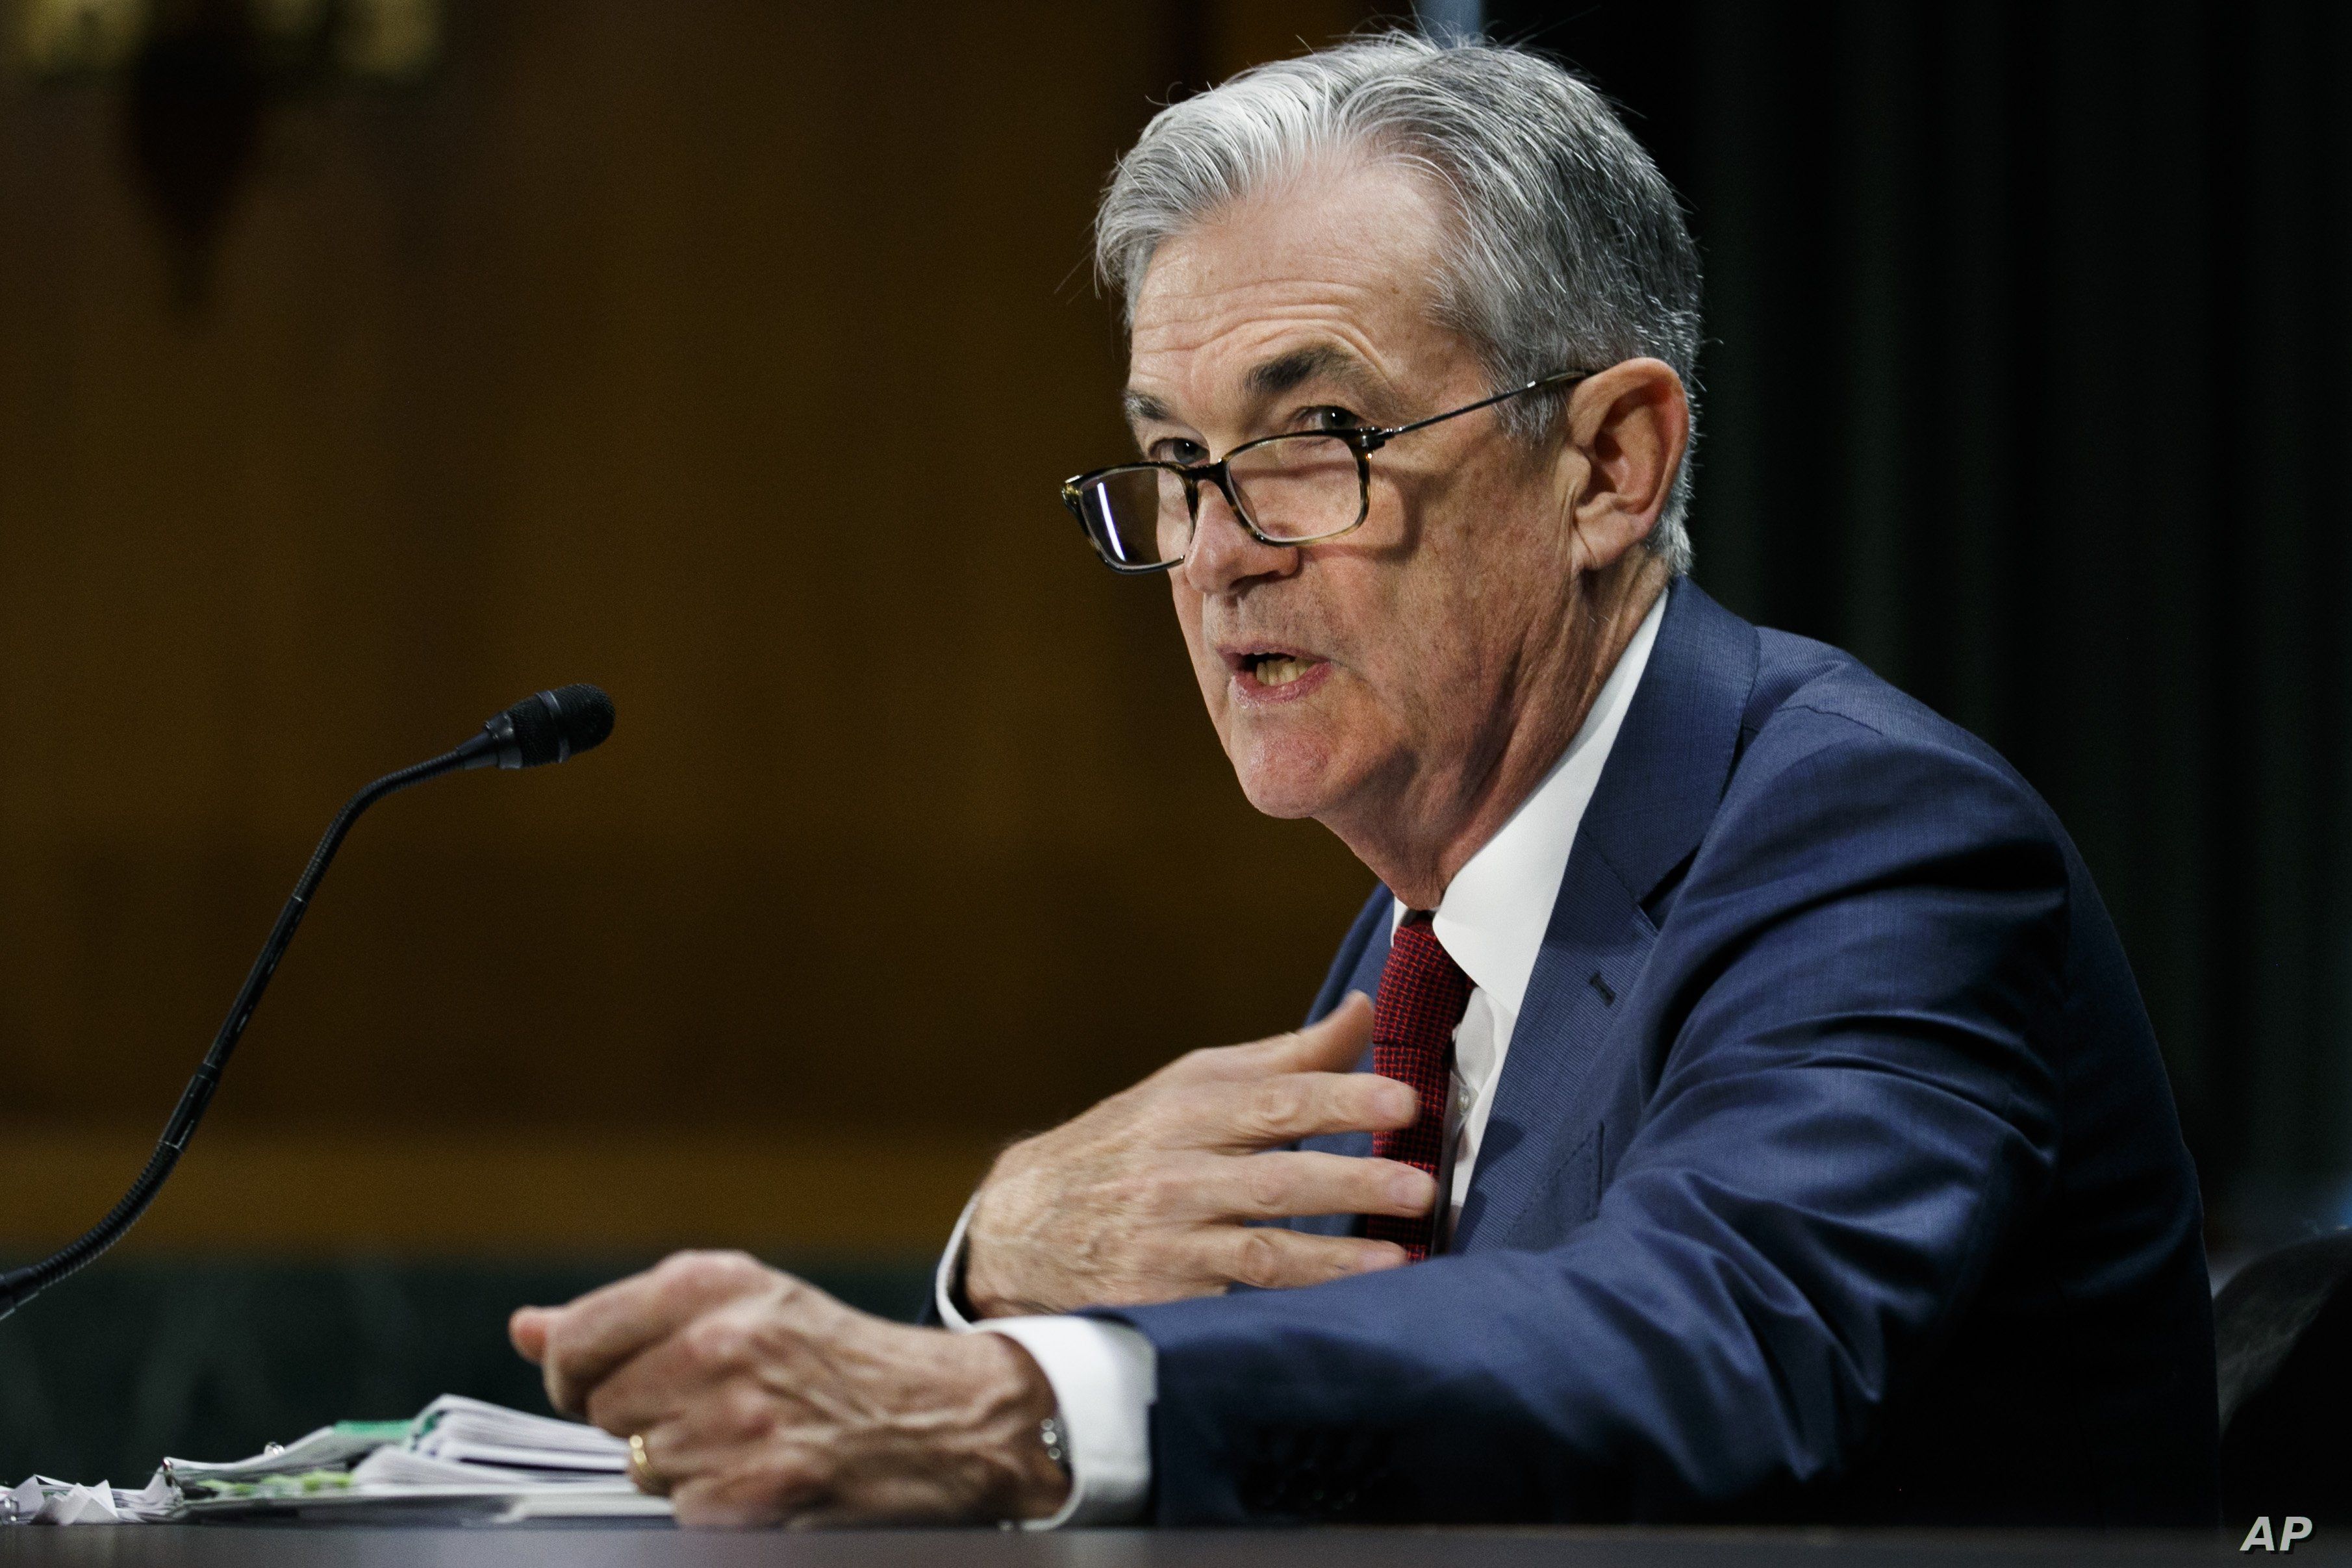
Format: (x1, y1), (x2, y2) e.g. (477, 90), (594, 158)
(1126, 157), (1463, 405)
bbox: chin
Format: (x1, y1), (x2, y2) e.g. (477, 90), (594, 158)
(1226, 732), (1347, 821)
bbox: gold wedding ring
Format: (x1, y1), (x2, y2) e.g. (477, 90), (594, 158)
(627, 1432), (666, 1495)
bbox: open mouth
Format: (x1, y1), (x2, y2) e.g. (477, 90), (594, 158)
(1227, 646), (1330, 698)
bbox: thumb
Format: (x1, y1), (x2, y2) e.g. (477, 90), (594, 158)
(1270, 989), (1374, 1072)
(510, 1306), (552, 1364)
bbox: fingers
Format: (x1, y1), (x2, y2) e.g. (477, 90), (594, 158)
(535, 1251), (777, 1416)
(961, 996), (1402, 1322)
(672, 1472), (800, 1530)
(582, 1287), (807, 1439)
(1169, 1067), (1418, 1151)
(1159, 991), (1375, 1085)
(648, 1416), (820, 1529)
(1170, 1150), (1437, 1224)
(1206, 1225), (1413, 1292)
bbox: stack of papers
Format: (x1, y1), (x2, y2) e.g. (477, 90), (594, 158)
(409, 1395), (636, 1479)
(6, 1396), (670, 1525)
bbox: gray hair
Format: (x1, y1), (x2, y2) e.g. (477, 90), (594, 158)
(1094, 32), (1702, 574)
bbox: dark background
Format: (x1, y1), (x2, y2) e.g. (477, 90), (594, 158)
(1487, 0), (2352, 1226)
(1, 0), (2346, 1480)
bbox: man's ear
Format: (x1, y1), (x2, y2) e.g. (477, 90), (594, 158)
(1555, 357), (1691, 571)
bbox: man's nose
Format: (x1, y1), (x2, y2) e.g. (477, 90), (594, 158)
(1181, 476), (1298, 594)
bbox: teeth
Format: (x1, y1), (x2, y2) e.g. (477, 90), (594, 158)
(1256, 656), (1312, 687)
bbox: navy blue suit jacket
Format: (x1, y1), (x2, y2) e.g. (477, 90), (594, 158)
(1094, 579), (2219, 1526)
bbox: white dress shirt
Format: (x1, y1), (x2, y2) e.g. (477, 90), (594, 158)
(938, 591), (1668, 1527)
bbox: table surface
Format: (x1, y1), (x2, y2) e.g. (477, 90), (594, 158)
(0, 1526), (2314, 1567)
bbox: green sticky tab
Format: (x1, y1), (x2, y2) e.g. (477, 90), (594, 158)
(333, 1420), (414, 1441)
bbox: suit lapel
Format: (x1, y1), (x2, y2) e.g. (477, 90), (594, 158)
(1453, 579), (1760, 1250)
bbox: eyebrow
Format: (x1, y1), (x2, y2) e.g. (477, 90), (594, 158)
(1245, 343), (1371, 400)
(1120, 342), (1381, 433)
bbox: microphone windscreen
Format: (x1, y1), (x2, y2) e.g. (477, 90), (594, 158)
(499, 685), (616, 766)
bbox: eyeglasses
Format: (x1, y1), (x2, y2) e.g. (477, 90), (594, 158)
(1059, 369), (1593, 575)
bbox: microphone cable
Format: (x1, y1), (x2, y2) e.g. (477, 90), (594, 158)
(0, 685), (616, 1321)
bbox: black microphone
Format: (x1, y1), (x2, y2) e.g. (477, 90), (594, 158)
(0, 686), (616, 1322)
(466, 683), (616, 771)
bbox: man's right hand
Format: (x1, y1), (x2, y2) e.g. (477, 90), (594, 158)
(959, 992), (1437, 1318)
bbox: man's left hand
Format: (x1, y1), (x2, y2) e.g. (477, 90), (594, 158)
(510, 1250), (1070, 1527)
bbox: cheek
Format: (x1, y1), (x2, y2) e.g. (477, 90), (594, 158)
(1358, 547), (1512, 742)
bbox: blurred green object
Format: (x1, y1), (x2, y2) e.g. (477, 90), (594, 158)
(0, 1256), (932, 1484)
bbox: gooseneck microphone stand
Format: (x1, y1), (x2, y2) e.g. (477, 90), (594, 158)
(0, 684), (614, 1322)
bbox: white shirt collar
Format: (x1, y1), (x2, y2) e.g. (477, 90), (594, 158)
(1393, 588), (1668, 1019)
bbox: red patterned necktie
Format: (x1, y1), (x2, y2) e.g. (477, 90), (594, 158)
(1364, 911), (1472, 1262)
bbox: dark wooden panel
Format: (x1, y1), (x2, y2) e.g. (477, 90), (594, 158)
(0, 0), (1376, 1250)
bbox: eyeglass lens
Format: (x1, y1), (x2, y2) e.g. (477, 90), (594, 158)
(1080, 434), (1362, 568)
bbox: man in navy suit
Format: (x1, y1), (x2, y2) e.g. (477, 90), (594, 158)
(512, 34), (2218, 1528)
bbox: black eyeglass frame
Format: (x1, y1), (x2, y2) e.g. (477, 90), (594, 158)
(1059, 368), (1595, 575)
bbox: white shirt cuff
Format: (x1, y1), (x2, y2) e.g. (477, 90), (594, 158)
(932, 1191), (981, 1331)
(976, 1315), (1156, 1528)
